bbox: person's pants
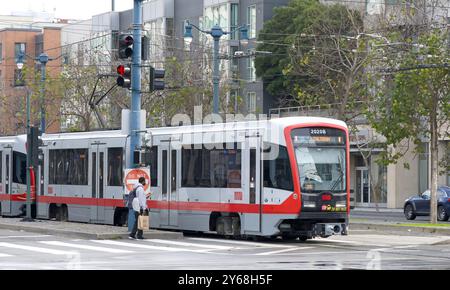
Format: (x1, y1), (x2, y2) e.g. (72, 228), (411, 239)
(130, 211), (143, 239)
(127, 209), (135, 232)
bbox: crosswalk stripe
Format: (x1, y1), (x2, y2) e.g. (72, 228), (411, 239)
(0, 253), (12, 258)
(145, 239), (235, 250)
(39, 241), (135, 254)
(0, 242), (76, 255)
(187, 237), (294, 248)
(0, 235), (52, 239)
(91, 240), (209, 253)
(255, 247), (314, 256)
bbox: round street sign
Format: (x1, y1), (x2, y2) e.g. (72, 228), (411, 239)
(124, 168), (150, 194)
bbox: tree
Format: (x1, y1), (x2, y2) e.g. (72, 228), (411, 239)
(367, 27), (449, 223)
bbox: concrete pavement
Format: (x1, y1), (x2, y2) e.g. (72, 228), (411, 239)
(0, 228), (449, 269)
(0, 217), (182, 240)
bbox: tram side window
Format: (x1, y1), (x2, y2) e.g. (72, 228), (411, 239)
(141, 146), (158, 187)
(263, 143), (293, 191)
(49, 149), (88, 185)
(13, 152), (26, 184)
(0, 152), (2, 183)
(182, 144), (241, 188)
(108, 148), (123, 186)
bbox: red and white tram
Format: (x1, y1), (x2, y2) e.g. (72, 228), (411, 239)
(5, 117), (350, 240)
(0, 135), (35, 217)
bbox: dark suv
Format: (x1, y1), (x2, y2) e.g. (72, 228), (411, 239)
(404, 186), (450, 221)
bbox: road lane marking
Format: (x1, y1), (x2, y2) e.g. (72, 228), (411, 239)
(0, 253), (12, 258)
(0, 235), (52, 239)
(92, 240), (209, 253)
(0, 242), (76, 255)
(39, 241), (135, 254)
(255, 247), (314, 256)
(187, 238), (294, 248)
(146, 239), (235, 250)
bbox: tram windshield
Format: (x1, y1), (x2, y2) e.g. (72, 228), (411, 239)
(291, 128), (346, 193)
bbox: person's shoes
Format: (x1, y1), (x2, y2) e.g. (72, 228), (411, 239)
(136, 236), (144, 240)
(128, 235), (136, 240)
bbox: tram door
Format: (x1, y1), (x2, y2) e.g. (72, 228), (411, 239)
(1, 149), (12, 216)
(90, 143), (106, 223)
(244, 136), (262, 233)
(160, 142), (178, 227)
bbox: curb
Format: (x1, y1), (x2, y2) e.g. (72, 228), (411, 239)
(0, 222), (184, 240)
(350, 222), (450, 236)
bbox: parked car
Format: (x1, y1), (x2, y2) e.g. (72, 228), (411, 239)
(404, 186), (450, 221)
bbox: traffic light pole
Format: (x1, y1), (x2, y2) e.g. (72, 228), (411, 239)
(129, 0), (143, 168)
(38, 53), (48, 135)
(22, 90), (33, 222)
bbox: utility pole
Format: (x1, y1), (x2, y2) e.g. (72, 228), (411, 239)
(129, 0), (143, 167)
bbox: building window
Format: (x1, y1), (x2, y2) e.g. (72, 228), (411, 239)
(447, 141), (450, 186)
(0, 43), (2, 63)
(204, 4), (229, 31)
(247, 5), (256, 39)
(247, 92), (256, 113)
(418, 143), (429, 193)
(14, 69), (25, 87)
(230, 4), (239, 40)
(247, 57), (256, 81)
(15, 43), (26, 63)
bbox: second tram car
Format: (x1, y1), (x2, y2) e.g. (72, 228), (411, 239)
(8, 117), (349, 240)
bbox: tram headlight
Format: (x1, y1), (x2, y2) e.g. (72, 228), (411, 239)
(303, 201), (316, 208)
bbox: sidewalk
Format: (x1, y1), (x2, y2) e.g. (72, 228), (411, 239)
(351, 207), (403, 213)
(350, 219), (450, 237)
(0, 217), (183, 240)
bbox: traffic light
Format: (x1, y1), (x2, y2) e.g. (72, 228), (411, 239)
(117, 64), (132, 88)
(118, 34), (134, 59)
(28, 126), (41, 169)
(150, 66), (165, 92)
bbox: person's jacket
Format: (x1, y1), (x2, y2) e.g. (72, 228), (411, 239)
(133, 182), (148, 211)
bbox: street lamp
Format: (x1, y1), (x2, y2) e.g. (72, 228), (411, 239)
(16, 51), (51, 135)
(184, 21), (249, 114)
(16, 54), (34, 222)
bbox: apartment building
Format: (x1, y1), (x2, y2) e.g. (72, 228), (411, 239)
(0, 14), (64, 135)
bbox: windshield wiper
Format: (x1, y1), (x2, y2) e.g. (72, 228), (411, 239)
(330, 155), (344, 192)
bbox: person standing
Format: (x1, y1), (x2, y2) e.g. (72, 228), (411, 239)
(129, 177), (148, 240)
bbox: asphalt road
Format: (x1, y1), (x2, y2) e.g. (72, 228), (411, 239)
(0, 228), (449, 270)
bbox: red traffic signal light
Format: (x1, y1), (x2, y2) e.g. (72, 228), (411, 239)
(117, 64), (131, 76)
(117, 64), (131, 88)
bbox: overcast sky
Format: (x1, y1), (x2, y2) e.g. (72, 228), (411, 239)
(0, 0), (133, 20)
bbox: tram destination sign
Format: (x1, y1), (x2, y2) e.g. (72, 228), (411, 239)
(292, 127), (346, 146)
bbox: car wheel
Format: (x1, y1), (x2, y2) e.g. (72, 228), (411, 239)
(404, 204), (416, 220)
(437, 206), (449, 222)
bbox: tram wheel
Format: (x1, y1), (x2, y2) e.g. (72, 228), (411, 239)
(298, 236), (308, 242)
(281, 234), (297, 241)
